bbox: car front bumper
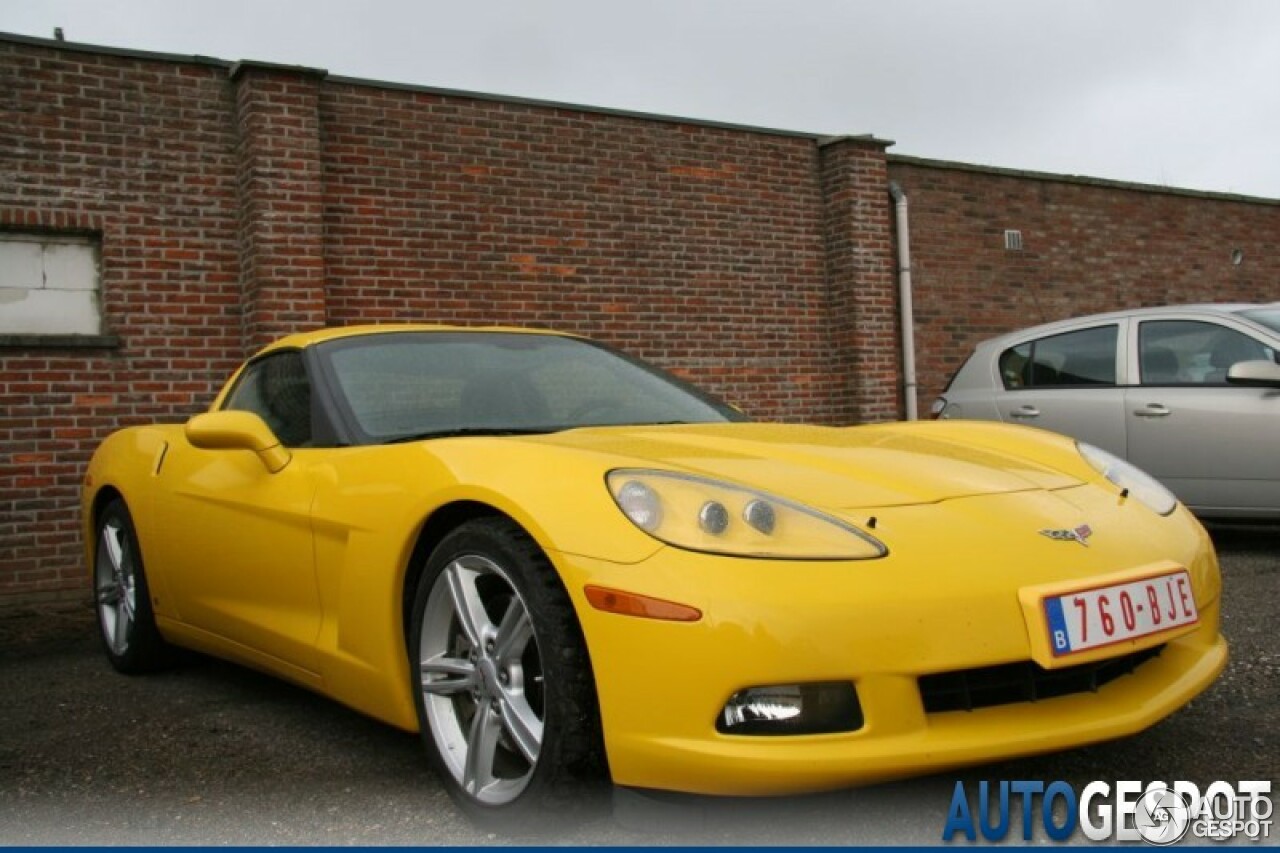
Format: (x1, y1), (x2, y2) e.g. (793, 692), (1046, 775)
(554, 489), (1227, 796)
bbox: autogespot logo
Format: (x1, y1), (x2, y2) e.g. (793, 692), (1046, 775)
(1134, 785), (1192, 845)
(942, 779), (1273, 844)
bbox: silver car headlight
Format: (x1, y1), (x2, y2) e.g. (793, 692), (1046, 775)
(606, 469), (886, 560)
(1077, 442), (1178, 517)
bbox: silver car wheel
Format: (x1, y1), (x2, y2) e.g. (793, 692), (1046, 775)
(95, 518), (137, 656)
(418, 554), (544, 806)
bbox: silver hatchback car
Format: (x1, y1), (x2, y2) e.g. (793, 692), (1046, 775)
(934, 303), (1280, 519)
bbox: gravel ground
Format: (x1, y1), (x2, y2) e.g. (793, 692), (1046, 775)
(0, 524), (1276, 845)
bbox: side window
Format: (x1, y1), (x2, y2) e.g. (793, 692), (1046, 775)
(223, 351), (313, 447)
(999, 325), (1118, 389)
(1140, 320), (1278, 386)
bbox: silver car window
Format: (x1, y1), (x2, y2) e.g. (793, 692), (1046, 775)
(998, 325), (1118, 390)
(1139, 320), (1278, 386)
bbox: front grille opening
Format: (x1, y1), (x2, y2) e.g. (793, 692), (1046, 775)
(919, 644), (1165, 714)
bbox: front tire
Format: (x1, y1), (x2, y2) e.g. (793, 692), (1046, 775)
(409, 517), (605, 826)
(94, 498), (171, 673)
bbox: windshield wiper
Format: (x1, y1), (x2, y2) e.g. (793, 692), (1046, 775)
(386, 427), (562, 444)
(572, 420), (703, 428)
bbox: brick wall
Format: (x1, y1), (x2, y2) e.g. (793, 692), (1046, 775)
(318, 84), (855, 418)
(0, 36), (894, 603)
(0, 41), (244, 603)
(820, 137), (900, 422)
(2, 33), (1278, 604)
(888, 157), (1280, 412)
(233, 63), (329, 351)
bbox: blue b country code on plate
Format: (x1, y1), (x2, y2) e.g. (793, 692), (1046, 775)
(1044, 569), (1198, 656)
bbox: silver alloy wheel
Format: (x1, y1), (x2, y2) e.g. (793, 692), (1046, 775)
(419, 554), (544, 806)
(95, 518), (137, 656)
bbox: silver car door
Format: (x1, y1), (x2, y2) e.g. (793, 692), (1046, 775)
(989, 322), (1127, 457)
(1126, 318), (1280, 517)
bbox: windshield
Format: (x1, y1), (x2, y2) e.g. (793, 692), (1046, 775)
(1237, 306), (1280, 336)
(318, 331), (745, 443)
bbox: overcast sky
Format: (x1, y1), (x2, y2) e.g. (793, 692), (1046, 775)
(3, 0), (1279, 198)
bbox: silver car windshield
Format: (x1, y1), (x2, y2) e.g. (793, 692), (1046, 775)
(1237, 307), (1280, 336)
(318, 331), (744, 443)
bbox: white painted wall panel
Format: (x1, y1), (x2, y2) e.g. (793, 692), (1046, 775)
(0, 239), (45, 291)
(43, 241), (100, 291)
(0, 286), (101, 334)
(0, 235), (101, 334)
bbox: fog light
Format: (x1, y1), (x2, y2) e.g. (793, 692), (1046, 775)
(721, 686), (801, 727)
(717, 682), (863, 736)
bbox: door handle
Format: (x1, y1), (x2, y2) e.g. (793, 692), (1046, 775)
(1009, 405), (1040, 420)
(1133, 404), (1171, 418)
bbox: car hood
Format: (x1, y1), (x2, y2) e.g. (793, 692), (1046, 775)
(530, 422), (1082, 510)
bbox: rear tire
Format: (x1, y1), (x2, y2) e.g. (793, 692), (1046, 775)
(94, 499), (171, 673)
(409, 517), (606, 829)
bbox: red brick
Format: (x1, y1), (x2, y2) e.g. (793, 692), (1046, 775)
(887, 159), (1280, 412)
(2, 34), (1277, 606)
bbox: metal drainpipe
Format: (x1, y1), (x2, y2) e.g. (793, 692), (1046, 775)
(888, 181), (919, 420)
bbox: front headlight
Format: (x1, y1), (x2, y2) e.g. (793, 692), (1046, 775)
(1077, 442), (1178, 516)
(606, 469), (886, 560)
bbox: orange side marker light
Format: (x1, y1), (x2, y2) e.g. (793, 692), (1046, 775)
(584, 585), (702, 622)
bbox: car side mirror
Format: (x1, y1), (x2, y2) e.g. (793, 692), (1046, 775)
(1226, 359), (1280, 389)
(185, 411), (292, 473)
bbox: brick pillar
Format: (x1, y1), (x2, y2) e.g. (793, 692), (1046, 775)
(818, 136), (900, 423)
(230, 61), (328, 353)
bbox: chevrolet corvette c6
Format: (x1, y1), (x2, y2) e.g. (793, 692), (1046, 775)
(82, 325), (1227, 821)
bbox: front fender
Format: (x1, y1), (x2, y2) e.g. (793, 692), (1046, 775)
(305, 439), (660, 730)
(82, 425), (184, 585)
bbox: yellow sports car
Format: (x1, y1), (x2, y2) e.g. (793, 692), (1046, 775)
(83, 325), (1226, 821)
